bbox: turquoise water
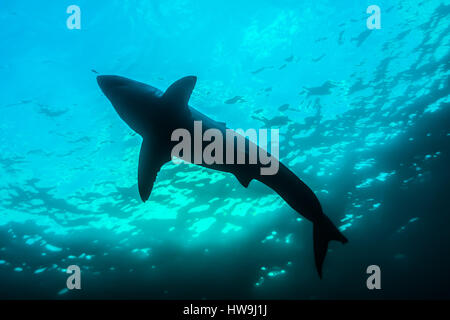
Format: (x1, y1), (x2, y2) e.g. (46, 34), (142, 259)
(0, 0), (449, 299)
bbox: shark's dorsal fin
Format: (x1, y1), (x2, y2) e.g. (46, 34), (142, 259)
(163, 76), (197, 107)
(138, 139), (169, 202)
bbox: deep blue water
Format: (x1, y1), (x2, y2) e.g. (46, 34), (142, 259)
(0, 0), (449, 299)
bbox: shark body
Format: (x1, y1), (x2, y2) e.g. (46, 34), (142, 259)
(97, 75), (348, 277)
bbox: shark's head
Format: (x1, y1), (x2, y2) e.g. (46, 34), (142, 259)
(97, 75), (161, 103)
(97, 75), (197, 137)
(97, 75), (128, 92)
(97, 75), (163, 135)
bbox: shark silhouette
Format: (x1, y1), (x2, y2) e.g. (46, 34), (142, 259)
(97, 75), (348, 277)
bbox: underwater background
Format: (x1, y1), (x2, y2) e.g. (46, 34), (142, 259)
(0, 0), (449, 299)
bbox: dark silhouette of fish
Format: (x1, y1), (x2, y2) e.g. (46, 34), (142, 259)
(304, 81), (337, 96)
(315, 37), (328, 43)
(251, 66), (274, 74)
(97, 75), (348, 277)
(351, 30), (371, 47)
(224, 96), (245, 104)
(312, 54), (326, 62)
(338, 30), (345, 45)
(37, 104), (68, 118)
(278, 104), (290, 112)
(284, 55), (294, 62)
(3, 99), (33, 108)
(251, 115), (290, 127)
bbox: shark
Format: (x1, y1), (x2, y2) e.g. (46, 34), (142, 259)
(97, 75), (348, 277)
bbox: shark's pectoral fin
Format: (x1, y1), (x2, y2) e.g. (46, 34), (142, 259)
(163, 76), (197, 107)
(138, 139), (168, 202)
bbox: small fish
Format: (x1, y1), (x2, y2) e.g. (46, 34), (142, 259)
(338, 31), (345, 45)
(37, 103), (68, 118)
(252, 115), (290, 128)
(251, 67), (266, 74)
(3, 99), (33, 108)
(278, 104), (290, 112)
(312, 54), (326, 62)
(351, 30), (371, 47)
(304, 81), (337, 96)
(224, 96), (245, 104)
(285, 55), (294, 62)
(91, 69), (99, 74)
(251, 66), (273, 74)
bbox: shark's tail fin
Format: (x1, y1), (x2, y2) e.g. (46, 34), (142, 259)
(313, 215), (348, 278)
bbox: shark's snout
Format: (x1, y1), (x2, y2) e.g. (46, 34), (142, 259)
(97, 75), (129, 95)
(96, 75), (106, 87)
(96, 75), (111, 94)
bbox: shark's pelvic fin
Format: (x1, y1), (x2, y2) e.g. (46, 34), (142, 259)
(138, 139), (168, 202)
(234, 172), (253, 188)
(163, 76), (197, 107)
